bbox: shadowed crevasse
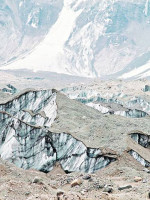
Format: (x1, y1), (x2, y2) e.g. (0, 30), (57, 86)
(131, 133), (150, 149)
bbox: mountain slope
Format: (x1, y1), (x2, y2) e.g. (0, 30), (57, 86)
(1, 0), (150, 78)
(0, 0), (63, 65)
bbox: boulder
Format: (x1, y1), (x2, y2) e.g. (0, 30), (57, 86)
(57, 189), (64, 197)
(103, 187), (113, 193)
(148, 192), (150, 199)
(82, 174), (91, 180)
(118, 185), (132, 191)
(143, 168), (150, 173)
(71, 179), (82, 187)
(32, 176), (43, 184)
(134, 177), (142, 182)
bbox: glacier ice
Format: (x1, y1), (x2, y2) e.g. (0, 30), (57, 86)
(129, 132), (150, 167)
(0, 113), (115, 173)
(0, 89), (116, 173)
(61, 87), (150, 118)
(131, 133), (150, 148)
(129, 150), (150, 167)
(0, 89), (57, 127)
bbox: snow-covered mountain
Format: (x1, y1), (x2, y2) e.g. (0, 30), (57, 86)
(1, 0), (150, 78)
(0, 0), (63, 65)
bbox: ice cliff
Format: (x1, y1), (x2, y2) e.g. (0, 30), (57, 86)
(129, 132), (150, 167)
(61, 87), (150, 118)
(0, 89), (116, 173)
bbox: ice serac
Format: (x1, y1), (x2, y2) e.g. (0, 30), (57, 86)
(0, 90), (116, 173)
(131, 133), (150, 148)
(0, 89), (57, 127)
(61, 86), (150, 118)
(0, 113), (116, 173)
(2, 84), (17, 94)
(1, 0), (150, 79)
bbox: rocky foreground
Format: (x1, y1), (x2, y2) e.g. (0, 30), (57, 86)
(0, 79), (149, 199)
(0, 154), (149, 200)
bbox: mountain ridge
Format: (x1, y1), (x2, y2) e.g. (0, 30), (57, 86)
(1, 0), (150, 79)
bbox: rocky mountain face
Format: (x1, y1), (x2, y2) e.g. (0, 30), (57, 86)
(1, 0), (150, 79)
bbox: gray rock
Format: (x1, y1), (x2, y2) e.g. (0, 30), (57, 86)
(118, 185), (132, 191)
(82, 174), (91, 180)
(148, 192), (150, 199)
(103, 187), (113, 193)
(143, 168), (150, 173)
(144, 85), (150, 92)
(32, 176), (42, 184)
(25, 192), (31, 196)
(57, 190), (64, 197)
(143, 179), (147, 183)
(94, 182), (105, 189)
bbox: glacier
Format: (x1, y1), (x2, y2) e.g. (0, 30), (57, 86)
(61, 85), (150, 118)
(1, 0), (150, 78)
(0, 89), (116, 173)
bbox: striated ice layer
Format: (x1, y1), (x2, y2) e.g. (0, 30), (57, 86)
(131, 133), (150, 148)
(0, 89), (116, 173)
(0, 112), (115, 173)
(0, 89), (57, 127)
(114, 109), (148, 118)
(62, 87), (150, 118)
(129, 132), (150, 167)
(129, 150), (150, 167)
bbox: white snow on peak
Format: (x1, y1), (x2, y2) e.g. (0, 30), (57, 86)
(1, 0), (150, 79)
(144, 0), (149, 16)
(1, 3), (82, 74)
(119, 61), (150, 79)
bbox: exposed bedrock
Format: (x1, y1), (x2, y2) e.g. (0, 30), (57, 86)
(0, 112), (116, 173)
(0, 89), (57, 127)
(131, 133), (150, 149)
